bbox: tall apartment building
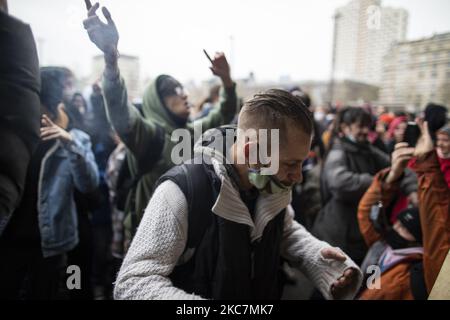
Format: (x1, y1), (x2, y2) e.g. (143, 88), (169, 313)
(331, 0), (408, 85)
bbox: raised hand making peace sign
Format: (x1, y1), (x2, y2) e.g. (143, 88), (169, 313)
(83, 0), (119, 60)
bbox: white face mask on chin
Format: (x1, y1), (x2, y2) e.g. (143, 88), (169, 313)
(345, 134), (357, 143)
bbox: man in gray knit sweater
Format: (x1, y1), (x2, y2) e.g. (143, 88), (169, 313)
(82, 1), (363, 300)
(113, 89), (363, 300)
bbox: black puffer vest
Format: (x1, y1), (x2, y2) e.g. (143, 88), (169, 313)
(155, 127), (286, 300)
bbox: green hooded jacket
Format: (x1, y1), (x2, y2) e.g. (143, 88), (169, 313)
(102, 73), (238, 233)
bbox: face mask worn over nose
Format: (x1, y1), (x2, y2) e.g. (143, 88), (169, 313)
(247, 168), (292, 194)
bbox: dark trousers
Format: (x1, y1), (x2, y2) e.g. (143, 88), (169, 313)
(67, 211), (94, 300)
(0, 246), (63, 300)
(92, 224), (114, 299)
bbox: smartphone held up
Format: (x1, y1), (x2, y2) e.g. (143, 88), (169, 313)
(403, 122), (421, 148)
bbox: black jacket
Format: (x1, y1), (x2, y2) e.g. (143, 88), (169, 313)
(0, 11), (40, 235)
(312, 137), (417, 264)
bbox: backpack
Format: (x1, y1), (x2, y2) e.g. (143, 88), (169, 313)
(148, 125), (236, 243)
(410, 260), (428, 300)
(155, 158), (220, 251)
(156, 157), (288, 299)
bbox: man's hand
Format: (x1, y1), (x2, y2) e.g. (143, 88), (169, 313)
(385, 142), (415, 184)
(208, 52), (233, 88)
(414, 120), (434, 159)
(321, 247), (359, 300)
(41, 114), (73, 145)
(331, 268), (359, 299)
(83, 0), (119, 63)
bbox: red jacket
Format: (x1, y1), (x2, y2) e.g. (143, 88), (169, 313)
(438, 157), (450, 188)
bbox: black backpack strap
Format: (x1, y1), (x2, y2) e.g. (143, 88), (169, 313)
(155, 159), (220, 250)
(410, 260), (428, 300)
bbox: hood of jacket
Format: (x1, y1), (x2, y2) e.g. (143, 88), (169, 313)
(142, 74), (187, 133)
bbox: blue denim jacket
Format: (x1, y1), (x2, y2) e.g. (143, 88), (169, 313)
(38, 129), (99, 257)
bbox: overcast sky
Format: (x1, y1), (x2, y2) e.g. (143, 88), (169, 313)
(9, 0), (450, 83)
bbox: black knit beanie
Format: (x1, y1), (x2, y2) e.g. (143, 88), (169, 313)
(397, 207), (422, 243)
(424, 103), (448, 140)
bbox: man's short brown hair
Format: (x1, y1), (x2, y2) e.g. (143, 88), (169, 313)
(238, 89), (314, 138)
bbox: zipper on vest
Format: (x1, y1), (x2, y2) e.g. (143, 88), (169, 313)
(251, 240), (259, 280)
(250, 251), (255, 279)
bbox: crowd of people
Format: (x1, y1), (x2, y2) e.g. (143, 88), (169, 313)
(0, 0), (449, 300)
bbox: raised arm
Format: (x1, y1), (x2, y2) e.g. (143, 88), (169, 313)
(358, 143), (414, 247)
(40, 114), (99, 193)
(82, 1), (162, 169)
(83, 1), (120, 79)
(411, 121), (450, 293)
(190, 52), (237, 132)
